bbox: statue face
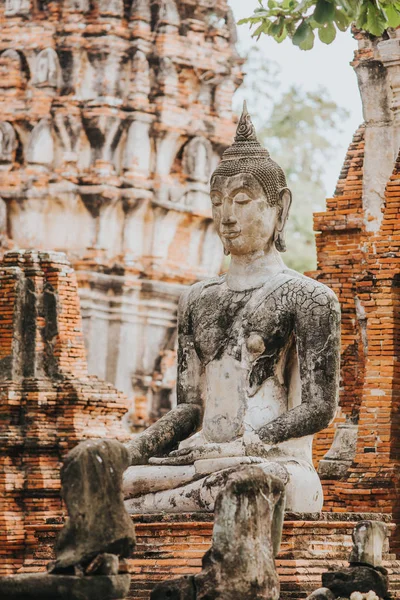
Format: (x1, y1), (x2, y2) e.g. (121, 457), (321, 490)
(210, 174), (278, 256)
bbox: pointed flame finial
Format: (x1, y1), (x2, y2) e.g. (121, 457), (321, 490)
(235, 101), (258, 142)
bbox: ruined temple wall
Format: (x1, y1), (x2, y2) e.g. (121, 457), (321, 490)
(0, 250), (129, 576)
(0, 0), (242, 424)
(312, 31), (400, 548)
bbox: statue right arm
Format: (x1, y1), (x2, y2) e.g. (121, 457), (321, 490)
(125, 287), (203, 465)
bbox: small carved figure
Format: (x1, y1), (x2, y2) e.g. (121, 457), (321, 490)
(124, 103), (341, 514)
(0, 122), (17, 163)
(33, 48), (60, 89)
(349, 521), (387, 568)
(308, 520), (389, 600)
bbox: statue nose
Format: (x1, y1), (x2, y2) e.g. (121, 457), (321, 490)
(221, 201), (237, 225)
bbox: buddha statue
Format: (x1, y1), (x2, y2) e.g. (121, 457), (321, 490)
(123, 103), (341, 513)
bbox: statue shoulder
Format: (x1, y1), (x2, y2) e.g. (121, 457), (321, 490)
(280, 269), (340, 316)
(178, 275), (226, 316)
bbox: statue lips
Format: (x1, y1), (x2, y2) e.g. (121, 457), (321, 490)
(221, 229), (241, 239)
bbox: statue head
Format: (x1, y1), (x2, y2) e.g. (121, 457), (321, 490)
(210, 103), (292, 256)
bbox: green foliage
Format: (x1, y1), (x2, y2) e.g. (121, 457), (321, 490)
(238, 0), (400, 49)
(234, 47), (349, 272)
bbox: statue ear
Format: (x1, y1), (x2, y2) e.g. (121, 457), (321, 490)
(274, 188), (292, 252)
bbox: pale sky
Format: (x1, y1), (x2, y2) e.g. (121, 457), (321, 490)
(229, 0), (363, 195)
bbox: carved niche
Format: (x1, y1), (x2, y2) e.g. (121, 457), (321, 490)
(123, 114), (152, 177)
(130, 0), (150, 22)
(64, 0), (90, 11)
(0, 50), (28, 89)
(32, 48), (61, 89)
(0, 122), (17, 163)
(26, 119), (54, 165)
(82, 114), (122, 166)
(53, 113), (82, 162)
(5, 0), (31, 16)
(129, 51), (150, 106)
(98, 0), (124, 16)
(183, 136), (212, 183)
(158, 58), (178, 97)
(158, 0), (180, 28)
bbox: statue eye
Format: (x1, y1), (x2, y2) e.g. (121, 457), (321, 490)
(234, 192), (251, 204)
(211, 194), (222, 206)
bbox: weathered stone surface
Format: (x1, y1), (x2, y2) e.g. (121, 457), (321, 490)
(124, 104), (341, 515)
(322, 566), (388, 598)
(306, 588), (336, 600)
(195, 468), (285, 600)
(318, 419), (358, 479)
(349, 521), (387, 568)
(151, 576), (196, 600)
(150, 467), (285, 600)
(85, 553), (119, 576)
(54, 439), (136, 570)
(0, 573), (131, 600)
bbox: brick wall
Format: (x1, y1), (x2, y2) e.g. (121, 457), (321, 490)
(24, 513), (400, 600)
(0, 250), (129, 576)
(312, 33), (400, 552)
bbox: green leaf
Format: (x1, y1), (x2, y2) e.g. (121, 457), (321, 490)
(355, 1), (368, 28)
(237, 16), (264, 25)
(252, 20), (272, 39)
(366, 3), (387, 36)
(336, 0), (354, 15)
(292, 19), (312, 45)
(270, 16), (285, 35)
(276, 24), (288, 42)
(334, 8), (351, 31)
(313, 0), (335, 24)
(384, 3), (400, 28)
(286, 19), (297, 34)
(268, 0), (277, 8)
(318, 21), (337, 43)
(299, 27), (315, 49)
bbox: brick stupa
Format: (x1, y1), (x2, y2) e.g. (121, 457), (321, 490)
(311, 30), (400, 554)
(0, 250), (128, 576)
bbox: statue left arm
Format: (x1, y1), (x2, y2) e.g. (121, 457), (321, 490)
(258, 284), (341, 445)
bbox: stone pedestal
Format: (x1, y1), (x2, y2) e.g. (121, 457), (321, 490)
(23, 514), (400, 600)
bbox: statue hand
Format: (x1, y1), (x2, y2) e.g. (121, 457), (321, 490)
(256, 424), (275, 446)
(242, 429), (274, 457)
(149, 444), (225, 466)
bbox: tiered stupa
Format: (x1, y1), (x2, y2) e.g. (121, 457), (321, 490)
(0, 0), (242, 427)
